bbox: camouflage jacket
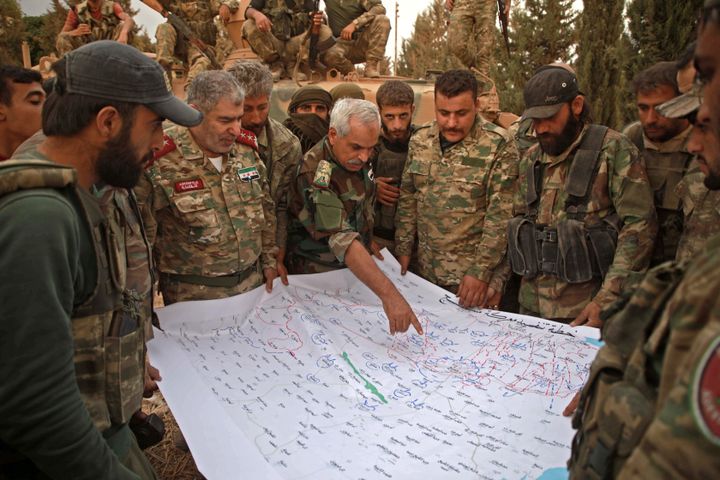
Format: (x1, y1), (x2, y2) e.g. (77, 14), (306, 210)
(258, 117), (303, 250)
(395, 116), (519, 288)
(287, 137), (374, 267)
(324, 0), (385, 37)
(74, 0), (120, 40)
(569, 233), (720, 479)
(514, 125), (657, 319)
(675, 165), (720, 263)
(134, 124), (277, 278)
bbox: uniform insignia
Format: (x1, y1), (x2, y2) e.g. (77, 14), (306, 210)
(238, 166), (260, 182)
(174, 178), (205, 193)
(313, 160), (333, 189)
(693, 336), (720, 446)
(367, 166), (375, 182)
(236, 128), (259, 151)
(153, 135), (177, 161)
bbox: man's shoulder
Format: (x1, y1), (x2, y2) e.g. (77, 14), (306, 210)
(268, 118), (302, 153)
(299, 140), (327, 175)
(408, 121), (435, 148)
(479, 118), (512, 144)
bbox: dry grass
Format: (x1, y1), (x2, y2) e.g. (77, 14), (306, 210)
(143, 393), (204, 480)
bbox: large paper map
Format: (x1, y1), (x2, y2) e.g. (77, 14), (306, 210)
(149, 252), (600, 480)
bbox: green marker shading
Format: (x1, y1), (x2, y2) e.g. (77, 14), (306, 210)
(342, 351), (388, 404)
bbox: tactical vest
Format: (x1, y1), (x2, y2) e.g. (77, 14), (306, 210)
(0, 160), (144, 433)
(75, 0), (120, 41)
(372, 137), (408, 240)
(507, 125), (621, 283)
(263, 0), (312, 41)
(568, 261), (685, 478)
(171, 1), (217, 45)
(626, 125), (693, 265)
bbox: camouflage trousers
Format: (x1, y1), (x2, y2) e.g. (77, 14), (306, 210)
(56, 23), (126, 57)
(334, 14), (391, 65)
(242, 19), (354, 74)
(155, 22), (212, 86)
(447, 0), (496, 79)
(159, 271), (263, 304)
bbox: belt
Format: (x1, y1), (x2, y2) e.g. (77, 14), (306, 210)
(162, 264), (257, 288)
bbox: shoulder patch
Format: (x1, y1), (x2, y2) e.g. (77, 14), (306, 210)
(237, 129), (259, 151)
(153, 134), (177, 161)
(693, 335), (720, 446)
(313, 160), (333, 189)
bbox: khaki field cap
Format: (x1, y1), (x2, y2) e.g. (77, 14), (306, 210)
(657, 62), (701, 119)
(64, 40), (202, 127)
(522, 65), (580, 120)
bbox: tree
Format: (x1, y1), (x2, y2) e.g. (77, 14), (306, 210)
(0, 0), (25, 65)
(575, 0), (626, 129)
(396, 0), (461, 79)
(493, 0), (577, 115)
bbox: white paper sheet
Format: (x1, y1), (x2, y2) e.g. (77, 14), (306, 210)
(149, 251), (600, 480)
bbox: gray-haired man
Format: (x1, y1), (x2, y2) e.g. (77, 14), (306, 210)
(287, 98), (423, 336)
(228, 60), (302, 284)
(135, 70), (279, 304)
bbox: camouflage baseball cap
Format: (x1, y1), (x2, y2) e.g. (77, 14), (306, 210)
(63, 41), (202, 127)
(522, 65), (580, 120)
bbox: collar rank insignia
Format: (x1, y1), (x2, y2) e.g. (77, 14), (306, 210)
(313, 159), (333, 189)
(152, 134), (177, 164)
(238, 166), (260, 182)
(236, 128), (259, 151)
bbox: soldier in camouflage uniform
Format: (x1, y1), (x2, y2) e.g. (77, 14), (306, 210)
(446, 0), (508, 81)
(243, 0), (353, 81)
(324, 0), (391, 78)
(56, 0), (134, 56)
(623, 61), (694, 266)
(135, 70), (278, 304)
(155, 1), (238, 84)
(395, 70), (518, 309)
(567, 6), (720, 474)
(228, 61), (302, 285)
(0, 41), (201, 479)
(372, 80), (415, 256)
(287, 98), (422, 335)
(506, 65), (657, 326)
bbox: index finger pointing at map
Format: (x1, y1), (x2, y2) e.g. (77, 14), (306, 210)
(410, 313), (423, 335)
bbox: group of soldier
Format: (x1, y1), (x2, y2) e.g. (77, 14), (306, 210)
(1, 0), (720, 478)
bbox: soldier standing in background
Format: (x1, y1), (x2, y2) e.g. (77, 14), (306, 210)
(155, 1), (238, 84)
(228, 61), (303, 285)
(623, 61), (694, 266)
(0, 66), (44, 161)
(372, 80), (415, 256)
(283, 84), (333, 153)
(507, 65), (657, 326)
(395, 70), (518, 309)
(56, 0), (135, 56)
(0, 41), (201, 479)
(445, 0), (509, 81)
(323, 0), (391, 78)
(135, 70), (278, 304)
(567, 4), (720, 476)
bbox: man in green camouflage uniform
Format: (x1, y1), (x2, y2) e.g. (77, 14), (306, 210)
(56, 0), (134, 56)
(324, 0), (390, 78)
(507, 65), (657, 326)
(623, 61), (694, 266)
(446, 0), (508, 81)
(396, 69), (518, 309)
(243, 0), (353, 81)
(287, 98), (422, 335)
(0, 41), (201, 479)
(135, 70), (278, 304)
(155, 1), (238, 84)
(567, 5), (720, 475)
(228, 60), (302, 285)
(372, 80), (415, 256)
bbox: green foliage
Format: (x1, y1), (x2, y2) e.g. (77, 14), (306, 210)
(0, 0), (25, 65)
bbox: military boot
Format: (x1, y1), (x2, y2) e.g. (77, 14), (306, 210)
(270, 61), (284, 82)
(364, 61), (380, 78)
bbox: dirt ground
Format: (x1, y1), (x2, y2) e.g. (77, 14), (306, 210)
(143, 393), (203, 479)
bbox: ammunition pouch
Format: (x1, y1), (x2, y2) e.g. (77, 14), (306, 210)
(130, 412), (166, 450)
(507, 216), (539, 278)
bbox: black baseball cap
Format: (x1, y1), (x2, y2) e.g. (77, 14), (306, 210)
(64, 41), (202, 127)
(522, 65), (580, 120)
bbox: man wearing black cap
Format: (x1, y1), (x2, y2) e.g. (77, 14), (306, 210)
(0, 41), (201, 479)
(506, 64), (657, 327)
